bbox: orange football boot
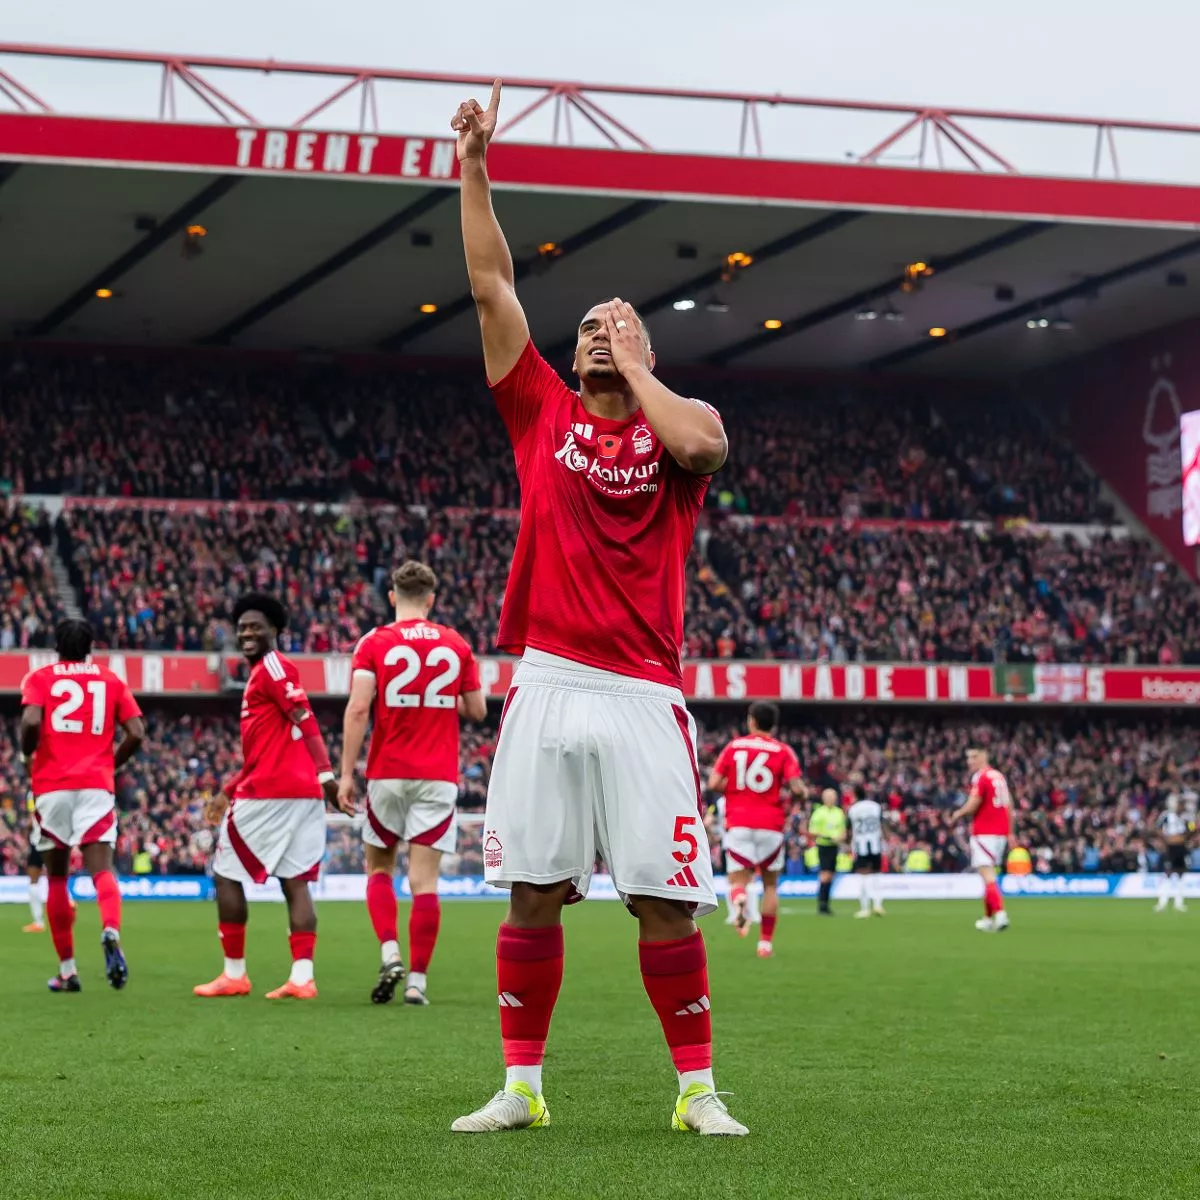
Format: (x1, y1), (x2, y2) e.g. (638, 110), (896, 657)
(265, 979), (317, 1000)
(193, 973), (252, 997)
(22, 922), (45, 933)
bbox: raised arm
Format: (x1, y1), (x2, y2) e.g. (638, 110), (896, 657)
(452, 80), (530, 383)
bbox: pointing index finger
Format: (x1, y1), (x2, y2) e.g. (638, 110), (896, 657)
(487, 79), (503, 116)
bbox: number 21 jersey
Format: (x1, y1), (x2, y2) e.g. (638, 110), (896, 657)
(351, 620), (481, 784)
(20, 661), (142, 795)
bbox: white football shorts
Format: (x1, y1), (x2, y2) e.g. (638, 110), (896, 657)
(484, 649), (717, 916)
(970, 834), (1008, 870)
(213, 798), (326, 884)
(724, 826), (786, 874)
(34, 789), (117, 851)
(364, 778), (458, 854)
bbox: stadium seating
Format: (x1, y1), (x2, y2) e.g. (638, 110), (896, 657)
(2, 349), (1107, 521)
(2, 708), (1193, 876)
(1, 352), (346, 501)
(697, 519), (1200, 665)
(0, 503), (1178, 664)
(0, 498), (64, 649)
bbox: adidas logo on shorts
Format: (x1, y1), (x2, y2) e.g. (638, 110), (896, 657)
(665, 865), (700, 888)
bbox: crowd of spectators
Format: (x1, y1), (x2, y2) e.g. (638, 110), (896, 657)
(0, 353), (344, 501)
(0, 499), (63, 650)
(692, 519), (1200, 666)
(704, 383), (1104, 523)
(0, 502), (1183, 666)
(2, 706), (1195, 878)
(1, 348), (1106, 522)
(54, 504), (517, 656)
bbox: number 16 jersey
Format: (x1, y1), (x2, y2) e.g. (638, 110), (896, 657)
(351, 620), (481, 784)
(713, 734), (801, 833)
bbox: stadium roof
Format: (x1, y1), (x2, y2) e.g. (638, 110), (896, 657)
(2, 43), (1200, 379)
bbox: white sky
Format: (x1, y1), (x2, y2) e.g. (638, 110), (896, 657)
(5, 1), (1200, 181)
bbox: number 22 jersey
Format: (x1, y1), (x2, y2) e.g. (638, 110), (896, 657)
(351, 620), (481, 784)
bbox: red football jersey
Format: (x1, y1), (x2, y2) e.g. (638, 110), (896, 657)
(20, 661), (142, 794)
(229, 651), (323, 800)
(351, 619), (481, 784)
(714, 734), (801, 833)
(971, 767), (1013, 836)
(491, 341), (716, 687)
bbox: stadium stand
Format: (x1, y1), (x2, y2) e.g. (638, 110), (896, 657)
(1, 350), (1107, 520)
(0, 498), (64, 650)
(15, 502), (1189, 665)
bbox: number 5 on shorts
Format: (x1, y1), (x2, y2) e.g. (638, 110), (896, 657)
(672, 815), (699, 864)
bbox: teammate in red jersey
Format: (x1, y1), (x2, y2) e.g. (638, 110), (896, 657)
(19, 620), (145, 992)
(951, 746), (1014, 933)
(449, 82), (745, 1137)
(339, 561), (487, 1007)
(194, 594), (347, 1000)
(707, 703), (806, 959)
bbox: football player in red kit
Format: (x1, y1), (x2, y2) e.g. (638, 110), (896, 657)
(20, 619), (145, 992)
(449, 82), (745, 1136)
(951, 747), (1014, 932)
(194, 594), (348, 999)
(340, 562), (486, 1006)
(708, 703), (806, 958)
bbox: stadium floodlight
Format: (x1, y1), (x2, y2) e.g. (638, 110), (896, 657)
(673, 299), (696, 311)
(928, 326), (947, 338)
(418, 303), (438, 314)
(763, 319), (783, 330)
(881, 300), (904, 323)
(855, 306), (878, 321)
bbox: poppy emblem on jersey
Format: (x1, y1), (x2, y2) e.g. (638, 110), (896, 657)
(632, 425), (653, 455)
(597, 434), (622, 459)
(483, 831), (504, 869)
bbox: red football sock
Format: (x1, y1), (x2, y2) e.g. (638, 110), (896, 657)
(366, 872), (398, 945)
(639, 931), (713, 1074)
(409, 893), (441, 974)
(729, 883), (747, 906)
(46, 875), (75, 964)
(218, 921), (246, 960)
(761, 914), (777, 942)
(289, 931), (316, 961)
(497, 923), (564, 1067)
(984, 881), (1005, 916)
(92, 870), (121, 932)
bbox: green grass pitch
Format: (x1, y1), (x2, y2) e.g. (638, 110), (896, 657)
(2, 897), (1198, 1199)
